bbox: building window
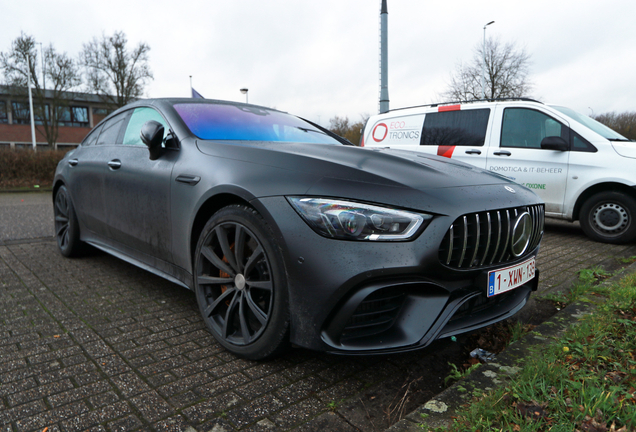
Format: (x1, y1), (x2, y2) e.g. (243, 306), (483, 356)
(11, 102), (49, 125)
(0, 101), (8, 124)
(57, 106), (89, 127)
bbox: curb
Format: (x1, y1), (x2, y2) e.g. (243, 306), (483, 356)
(386, 261), (636, 431)
(0, 188), (53, 193)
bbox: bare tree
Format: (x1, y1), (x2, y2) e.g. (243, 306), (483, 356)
(329, 114), (369, 146)
(0, 33), (81, 147)
(80, 31), (153, 108)
(594, 111), (636, 140)
(442, 37), (532, 101)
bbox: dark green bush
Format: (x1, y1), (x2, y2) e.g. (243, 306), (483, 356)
(0, 148), (72, 189)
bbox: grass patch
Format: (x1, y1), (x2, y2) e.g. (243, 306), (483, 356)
(541, 266), (611, 310)
(423, 273), (636, 431)
(0, 148), (72, 189)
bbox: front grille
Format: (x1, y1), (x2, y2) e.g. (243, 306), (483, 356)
(439, 204), (544, 269)
(340, 289), (406, 341)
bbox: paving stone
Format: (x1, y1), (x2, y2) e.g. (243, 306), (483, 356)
(47, 380), (112, 408)
(226, 394), (285, 428)
(295, 411), (358, 431)
(275, 375), (328, 404)
(271, 397), (326, 429)
(13, 401), (89, 432)
(8, 378), (74, 407)
(59, 401), (131, 432)
(130, 391), (174, 423)
(182, 392), (244, 424)
(193, 373), (250, 398)
(110, 373), (151, 398)
(106, 414), (143, 432)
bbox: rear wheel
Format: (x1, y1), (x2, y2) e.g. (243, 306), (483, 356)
(194, 205), (289, 360)
(579, 191), (636, 244)
(54, 185), (84, 257)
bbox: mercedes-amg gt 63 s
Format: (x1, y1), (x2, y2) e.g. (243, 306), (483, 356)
(53, 98), (544, 360)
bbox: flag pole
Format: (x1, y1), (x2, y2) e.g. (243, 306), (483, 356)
(27, 56), (37, 152)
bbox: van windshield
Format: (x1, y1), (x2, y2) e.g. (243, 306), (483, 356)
(551, 106), (630, 141)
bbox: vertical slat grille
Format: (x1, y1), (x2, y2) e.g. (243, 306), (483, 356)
(439, 204), (544, 269)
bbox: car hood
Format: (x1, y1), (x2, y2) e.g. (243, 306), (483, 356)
(196, 140), (541, 213)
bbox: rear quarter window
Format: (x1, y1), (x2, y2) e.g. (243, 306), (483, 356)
(421, 109), (490, 147)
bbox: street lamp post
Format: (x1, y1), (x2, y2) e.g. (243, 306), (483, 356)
(481, 20), (494, 100)
(240, 88), (248, 103)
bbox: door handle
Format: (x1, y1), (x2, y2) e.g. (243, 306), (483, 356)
(465, 149), (481, 155)
(175, 174), (201, 186)
(493, 151), (512, 156)
(107, 160), (122, 170)
(68, 159), (79, 166)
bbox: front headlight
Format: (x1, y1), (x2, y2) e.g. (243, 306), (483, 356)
(287, 197), (432, 241)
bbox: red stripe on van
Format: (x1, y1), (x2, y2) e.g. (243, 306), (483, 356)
(437, 145), (456, 158)
(438, 104), (461, 112)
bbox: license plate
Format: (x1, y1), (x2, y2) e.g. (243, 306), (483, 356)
(487, 256), (536, 297)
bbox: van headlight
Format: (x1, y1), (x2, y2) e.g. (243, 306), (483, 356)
(287, 197), (432, 241)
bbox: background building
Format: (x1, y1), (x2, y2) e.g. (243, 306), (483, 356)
(0, 85), (113, 150)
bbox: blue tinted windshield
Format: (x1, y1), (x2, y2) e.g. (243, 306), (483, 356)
(174, 103), (341, 144)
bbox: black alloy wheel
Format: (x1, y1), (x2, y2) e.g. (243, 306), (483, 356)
(194, 205), (289, 360)
(54, 185), (83, 257)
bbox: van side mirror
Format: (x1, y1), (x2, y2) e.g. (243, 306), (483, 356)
(140, 120), (164, 160)
(540, 136), (569, 151)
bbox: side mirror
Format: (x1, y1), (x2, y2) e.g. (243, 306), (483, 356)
(140, 120), (164, 160)
(540, 136), (569, 151)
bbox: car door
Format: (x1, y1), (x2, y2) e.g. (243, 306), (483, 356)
(486, 106), (570, 216)
(67, 114), (128, 239)
(101, 107), (177, 263)
(419, 106), (492, 168)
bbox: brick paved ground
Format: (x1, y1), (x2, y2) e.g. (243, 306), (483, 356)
(2, 193), (636, 431)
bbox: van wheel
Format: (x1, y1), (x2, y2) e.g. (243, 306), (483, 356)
(580, 192), (636, 244)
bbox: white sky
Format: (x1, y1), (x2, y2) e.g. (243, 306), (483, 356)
(2, 0), (635, 126)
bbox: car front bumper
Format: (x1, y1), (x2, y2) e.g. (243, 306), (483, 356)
(256, 196), (541, 354)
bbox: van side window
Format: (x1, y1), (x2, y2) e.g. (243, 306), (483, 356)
(420, 109), (490, 147)
(572, 131), (597, 152)
(501, 108), (568, 149)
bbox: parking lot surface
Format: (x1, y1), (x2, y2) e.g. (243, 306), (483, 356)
(2, 192), (636, 431)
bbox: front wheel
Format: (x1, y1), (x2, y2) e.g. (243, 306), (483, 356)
(579, 191), (636, 244)
(193, 205), (289, 360)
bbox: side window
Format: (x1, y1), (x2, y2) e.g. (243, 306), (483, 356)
(96, 112), (127, 145)
(501, 108), (567, 149)
(572, 131), (597, 152)
(123, 107), (169, 146)
(420, 109), (490, 147)
(82, 124), (103, 146)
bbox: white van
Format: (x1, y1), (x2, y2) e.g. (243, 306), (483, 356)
(361, 99), (636, 244)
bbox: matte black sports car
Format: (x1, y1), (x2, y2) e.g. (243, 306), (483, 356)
(53, 98), (544, 360)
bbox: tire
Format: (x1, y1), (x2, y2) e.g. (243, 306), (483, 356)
(579, 191), (636, 244)
(193, 205), (290, 360)
(53, 185), (84, 257)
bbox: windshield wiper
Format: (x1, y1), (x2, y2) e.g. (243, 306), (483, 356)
(296, 127), (327, 135)
(609, 138), (632, 142)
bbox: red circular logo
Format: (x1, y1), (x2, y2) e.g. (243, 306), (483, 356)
(372, 123), (388, 142)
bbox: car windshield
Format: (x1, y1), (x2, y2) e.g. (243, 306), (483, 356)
(174, 103), (341, 144)
(551, 105), (630, 141)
